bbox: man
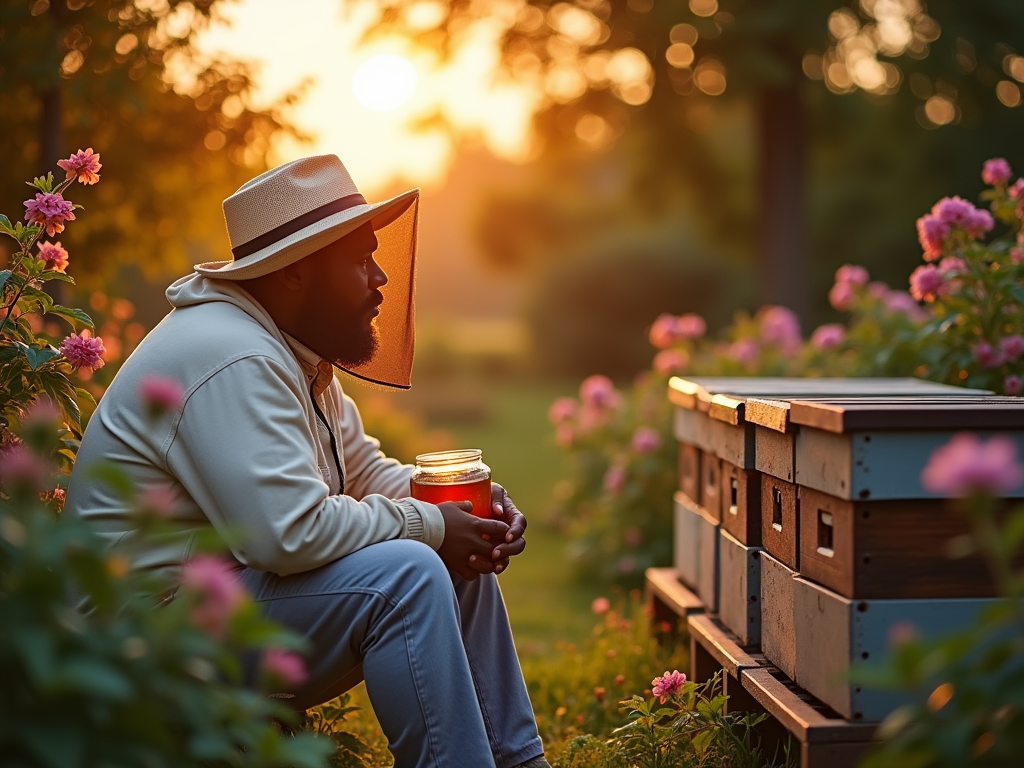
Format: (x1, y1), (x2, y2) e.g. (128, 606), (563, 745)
(65, 155), (550, 768)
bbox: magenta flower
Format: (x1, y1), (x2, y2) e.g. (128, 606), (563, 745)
(828, 280), (855, 310)
(603, 464), (626, 494)
(674, 313), (707, 340)
(916, 214), (950, 262)
(867, 281), (889, 299)
(591, 596), (611, 615)
(0, 443), (51, 492)
(729, 338), (758, 366)
(883, 290), (924, 319)
(632, 426), (660, 454)
(938, 257), (967, 277)
(547, 397), (578, 425)
(57, 148), (102, 185)
(653, 348), (688, 374)
(652, 669), (687, 702)
(23, 192), (76, 237)
(921, 434), (1024, 497)
(759, 306), (801, 352)
(180, 555), (247, 639)
(261, 648), (308, 688)
(554, 423), (574, 448)
(1013, 247), (1024, 265)
(36, 241), (69, 272)
(139, 375), (185, 418)
(22, 396), (61, 430)
(964, 207), (995, 238)
(932, 196), (977, 227)
(60, 333), (106, 371)
(1005, 375), (1022, 397)
(973, 341), (1006, 369)
(138, 485), (177, 518)
(579, 375), (620, 410)
(1009, 179), (1024, 200)
(835, 264), (869, 285)
(811, 323), (845, 351)
(999, 335), (1024, 362)
(982, 158), (1012, 186)
(649, 313), (678, 349)
(909, 265), (946, 302)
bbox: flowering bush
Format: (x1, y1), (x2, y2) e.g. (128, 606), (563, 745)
(550, 157), (1024, 582)
(857, 434), (1024, 767)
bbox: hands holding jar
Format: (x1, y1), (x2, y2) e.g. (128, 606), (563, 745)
(434, 484), (527, 581)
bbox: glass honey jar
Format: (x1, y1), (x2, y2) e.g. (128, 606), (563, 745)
(410, 449), (492, 519)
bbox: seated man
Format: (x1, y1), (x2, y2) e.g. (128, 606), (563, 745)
(65, 155), (549, 768)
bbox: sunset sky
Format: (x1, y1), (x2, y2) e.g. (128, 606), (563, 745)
(190, 0), (540, 195)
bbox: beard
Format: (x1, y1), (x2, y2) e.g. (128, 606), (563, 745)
(291, 292), (382, 368)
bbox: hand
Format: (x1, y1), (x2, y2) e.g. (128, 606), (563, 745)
(436, 501), (510, 581)
(487, 483), (527, 575)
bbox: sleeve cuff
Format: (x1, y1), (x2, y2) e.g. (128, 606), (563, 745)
(396, 498), (445, 550)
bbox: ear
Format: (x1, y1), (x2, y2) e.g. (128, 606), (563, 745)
(274, 260), (305, 292)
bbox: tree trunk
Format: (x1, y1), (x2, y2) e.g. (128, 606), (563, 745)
(755, 80), (809, 320)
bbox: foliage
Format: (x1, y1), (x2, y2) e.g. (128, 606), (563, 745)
(301, 693), (393, 768)
(852, 436), (1024, 767)
(0, 0), (303, 283)
(548, 157), (1024, 582)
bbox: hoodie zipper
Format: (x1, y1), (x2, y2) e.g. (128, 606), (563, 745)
(309, 385), (345, 495)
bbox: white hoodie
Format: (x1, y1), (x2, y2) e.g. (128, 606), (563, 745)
(64, 273), (445, 585)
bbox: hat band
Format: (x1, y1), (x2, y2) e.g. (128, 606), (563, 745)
(231, 192), (368, 260)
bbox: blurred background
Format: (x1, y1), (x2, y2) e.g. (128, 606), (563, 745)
(3, 0), (1023, 648)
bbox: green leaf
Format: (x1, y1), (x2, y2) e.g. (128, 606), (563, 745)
(28, 171), (55, 194)
(38, 270), (75, 284)
(22, 286), (54, 314)
(0, 214), (14, 236)
(15, 222), (42, 246)
(0, 269), (11, 293)
(48, 305), (94, 331)
(23, 344), (59, 370)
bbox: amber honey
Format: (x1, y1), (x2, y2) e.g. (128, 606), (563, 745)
(409, 449), (492, 519)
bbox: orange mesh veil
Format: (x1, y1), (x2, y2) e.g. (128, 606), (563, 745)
(334, 196), (418, 390)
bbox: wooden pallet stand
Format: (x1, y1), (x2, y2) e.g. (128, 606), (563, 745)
(645, 566), (705, 632)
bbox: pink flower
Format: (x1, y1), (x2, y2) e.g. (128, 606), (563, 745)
(23, 192), (76, 237)
(36, 241), (69, 272)
(909, 265), (946, 302)
(729, 338), (758, 366)
(811, 323), (845, 351)
(22, 396), (61, 430)
(938, 257), (967, 277)
(921, 434), (1024, 496)
(916, 214), (950, 261)
(594, 686), (606, 702)
(1009, 179), (1024, 200)
(674, 313), (707, 340)
(548, 397), (578, 425)
(632, 426), (660, 454)
(60, 333), (106, 371)
(999, 335), (1024, 362)
(829, 280), (856, 310)
(653, 349), (688, 374)
(0, 443), (51, 492)
(835, 264), (869, 285)
(261, 648), (308, 688)
(603, 464), (626, 494)
(867, 281), (889, 299)
(982, 158), (1012, 186)
(883, 290), (924, 318)
(555, 423), (574, 448)
(932, 196), (977, 227)
(57, 148), (102, 185)
(759, 306), (801, 352)
(138, 485), (177, 517)
(1005, 375), (1022, 397)
(1012, 247), (1024, 265)
(649, 314), (678, 349)
(139, 375), (184, 417)
(652, 669), (687, 702)
(591, 596), (611, 614)
(579, 375), (620, 409)
(973, 341), (1006, 369)
(181, 556), (246, 638)
(964, 208), (995, 238)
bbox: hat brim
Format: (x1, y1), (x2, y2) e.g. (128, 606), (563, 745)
(194, 188), (419, 280)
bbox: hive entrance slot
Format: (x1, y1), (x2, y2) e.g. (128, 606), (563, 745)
(771, 487), (783, 532)
(729, 477), (738, 516)
(817, 509), (834, 557)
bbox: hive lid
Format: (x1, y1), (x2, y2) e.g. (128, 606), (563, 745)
(667, 376), (990, 419)
(788, 396), (1024, 433)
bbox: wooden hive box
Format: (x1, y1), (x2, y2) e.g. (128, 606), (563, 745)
(718, 529), (763, 645)
(786, 397), (1024, 501)
(673, 491), (720, 610)
(775, 575), (1003, 721)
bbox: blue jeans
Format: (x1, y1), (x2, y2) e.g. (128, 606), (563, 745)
(239, 539), (544, 768)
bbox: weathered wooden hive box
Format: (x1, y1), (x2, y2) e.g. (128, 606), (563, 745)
(752, 395), (1023, 722)
(668, 376), (983, 645)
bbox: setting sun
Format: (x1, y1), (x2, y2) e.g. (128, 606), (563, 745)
(352, 54), (418, 112)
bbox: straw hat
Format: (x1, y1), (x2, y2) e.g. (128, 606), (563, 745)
(195, 154), (419, 280)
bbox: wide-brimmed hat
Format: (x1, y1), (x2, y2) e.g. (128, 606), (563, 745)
(195, 154), (418, 280)
(197, 155), (420, 390)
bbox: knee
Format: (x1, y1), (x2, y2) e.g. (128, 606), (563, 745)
(366, 539), (451, 601)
